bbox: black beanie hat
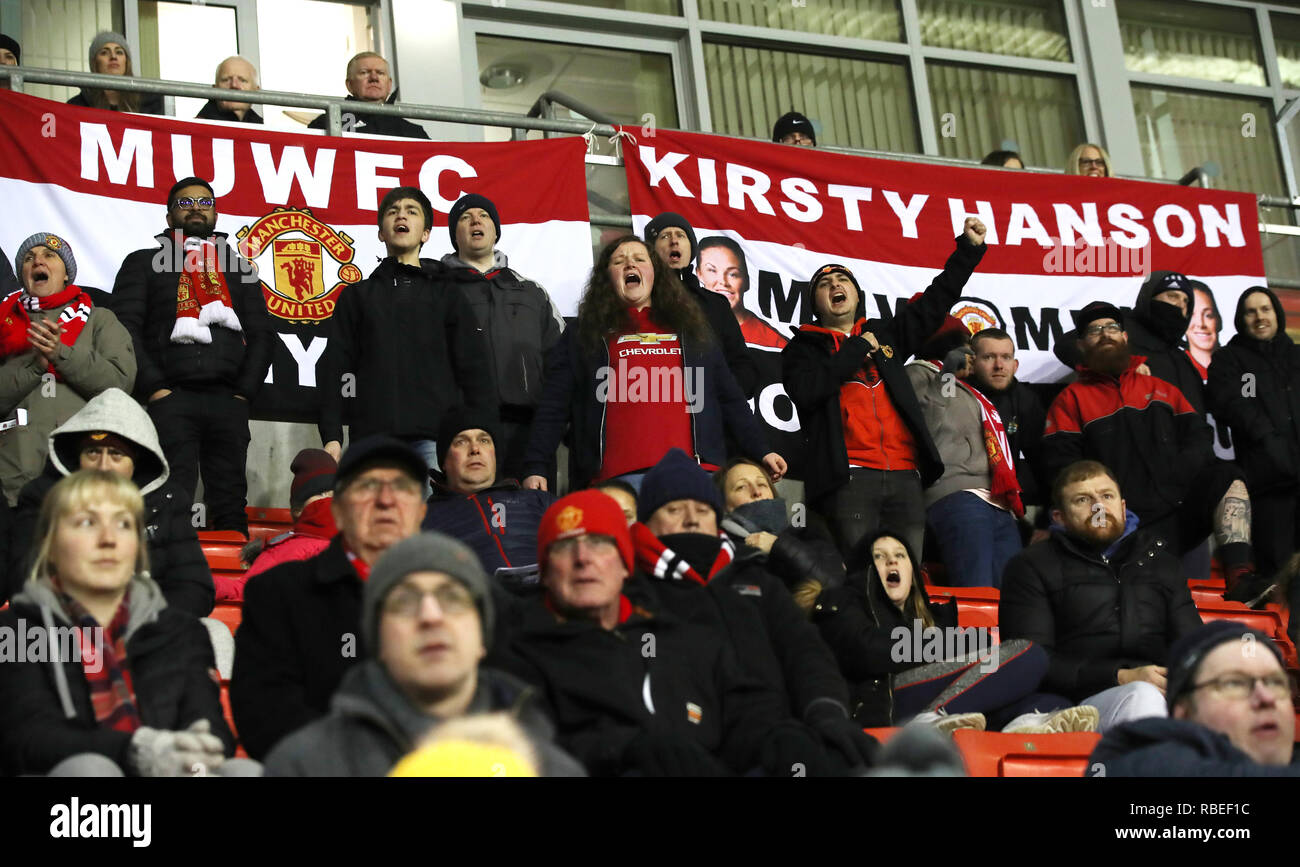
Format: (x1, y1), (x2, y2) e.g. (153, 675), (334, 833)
(289, 448), (337, 510)
(637, 448), (724, 524)
(1070, 300), (1124, 332)
(808, 263), (862, 322)
(436, 408), (498, 469)
(1165, 620), (1284, 712)
(377, 185), (434, 234)
(644, 212), (698, 265)
(0, 34), (20, 64)
(449, 193), (501, 251)
(772, 111), (816, 146)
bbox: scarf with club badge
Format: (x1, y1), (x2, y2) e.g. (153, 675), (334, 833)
(170, 236), (242, 344)
(0, 284), (93, 378)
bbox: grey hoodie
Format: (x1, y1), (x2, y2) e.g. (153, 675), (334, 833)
(46, 387), (169, 496)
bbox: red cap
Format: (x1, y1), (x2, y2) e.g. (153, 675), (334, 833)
(537, 490), (635, 576)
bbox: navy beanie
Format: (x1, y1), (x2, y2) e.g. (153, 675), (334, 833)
(644, 212), (698, 265)
(637, 447), (724, 523)
(1165, 620), (1284, 712)
(449, 193), (501, 251)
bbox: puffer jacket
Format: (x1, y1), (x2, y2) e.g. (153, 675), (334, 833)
(264, 660), (584, 776)
(999, 521), (1202, 702)
(0, 574), (234, 775)
(720, 497), (845, 595)
(8, 388), (214, 616)
(422, 479), (553, 576)
(0, 296), (136, 505)
(228, 496), (338, 598)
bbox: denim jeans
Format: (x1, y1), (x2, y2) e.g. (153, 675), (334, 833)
(925, 491), (1022, 588)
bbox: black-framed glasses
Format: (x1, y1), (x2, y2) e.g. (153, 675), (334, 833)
(383, 583), (475, 617)
(1083, 322), (1123, 337)
(173, 197), (215, 211)
(1190, 673), (1291, 701)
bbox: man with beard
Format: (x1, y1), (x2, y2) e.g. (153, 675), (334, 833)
(1042, 302), (1266, 604)
(1000, 460), (1202, 732)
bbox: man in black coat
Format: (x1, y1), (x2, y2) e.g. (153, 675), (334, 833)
(110, 176), (274, 534)
(195, 56), (263, 124)
(782, 218), (987, 559)
(231, 436), (428, 759)
(1000, 459), (1203, 732)
(307, 51), (428, 139)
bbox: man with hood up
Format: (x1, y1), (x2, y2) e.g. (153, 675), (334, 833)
(7, 387), (214, 616)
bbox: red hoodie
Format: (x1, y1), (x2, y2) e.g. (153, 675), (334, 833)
(216, 497), (338, 601)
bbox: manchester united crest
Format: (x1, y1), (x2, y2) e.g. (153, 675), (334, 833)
(236, 207), (362, 323)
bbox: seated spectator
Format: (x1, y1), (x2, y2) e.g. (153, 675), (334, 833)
(813, 530), (1091, 733)
(696, 235), (788, 350)
(630, 449), (875, 771)
(231, 436), (427, 759)
(1000, 460), (1203, 732)
(521, 235), (783, 493)
(67, 32), (164, 115)
(1, 33), (19, 91)
(422, 410), (553, 586)
(1043, 301), (1267, 603)
(980, 149), (1023, 168)
(307, 51), (429, 139)
(232, 448), (339, 596)
(1089, 622), (1299, 776)
(783, 218), (987, 560)
(0, 470), (242, 776)
(196, 56), (262, 124)
(1066, 142), (1111, 177)
(264, 532), (583, 776)
(644, 214), (759, 391)
(441, 193), (566, 481)
(715, 456), (843, 609)
(906, 315), (1022, 588)
(772, 110), (816, 147)
(493, 489), (838, 776)
(1, 232), (136, 505)
(8, 388), (213, 616)
(593, 478), (637, 525)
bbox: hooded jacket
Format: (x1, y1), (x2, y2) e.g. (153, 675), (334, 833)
(0, 573), (235, 775)
(263, 659), (584, 776)
(318, 256), (498, 445)
(905, 359), (993, 508)
(441, 250), (566, 415)
(782, 235), (985, 503)
(0, 294), (136, 505)
(1205, 287), (1300, 495)
(810, 533), (958, 725)
(233, 496), (338, 595)
(999, 520), (1202, 702)
(8, 388), (214, 616)
(422, 478), (553, 576)
(110, 230), (273, 400)
(307, 96), (430, 139)
(1088, 717), (1300, 777)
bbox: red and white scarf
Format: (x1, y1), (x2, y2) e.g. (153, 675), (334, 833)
(630, 522), (735, 586)
(0, 285), (93, 379)
(171, 236), (242, 344)
(916, 360), (1024, 517)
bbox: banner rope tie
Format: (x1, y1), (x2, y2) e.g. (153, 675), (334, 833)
(609, 128), (637, 158)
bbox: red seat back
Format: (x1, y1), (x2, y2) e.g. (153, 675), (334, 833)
(927, 585), (1001, 629)
(210, 602), (242, 636)
(953, 730), (1102, 777)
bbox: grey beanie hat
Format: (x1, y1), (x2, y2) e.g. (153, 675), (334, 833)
(363, 532), (494, 654)
(89, 31), (131, 71)
(16, 232), (77, 286)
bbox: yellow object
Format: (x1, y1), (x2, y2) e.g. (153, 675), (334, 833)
(388, 740), (538, 778)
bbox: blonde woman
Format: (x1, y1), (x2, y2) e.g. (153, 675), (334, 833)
(1066, 142), (1112, 177)
(0, 470), (244, 775)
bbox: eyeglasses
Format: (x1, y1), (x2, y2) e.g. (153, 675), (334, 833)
(346, 476), (422, 500)
(1190, 673), (1292, 701)
(1078, 158), (1106, 169)
(383, 583), (475, 617)
(1084, 322), (1124, 337)
(549, 534), (618, 557)
(173, 197), (215, 211)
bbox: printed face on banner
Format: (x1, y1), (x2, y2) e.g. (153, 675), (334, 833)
(1185, 285), (1222, 369)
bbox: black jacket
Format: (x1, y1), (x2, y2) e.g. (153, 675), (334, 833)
(0, 577), (234, 775)
(0, 244), (16, 296)
(974, 378), (1047, 508)
(783, 235), (985, 503)
(422, 479), (554, 575)
(1089, 717), (1300, 777)
(307, 97), (430, 139)
(68, 90), (165, 115)
(999, 527), (1202, 702)
(195, 100), (263, 124)
(680, 269), (759, 398)
(318, 257), (498, 444)
(1205, 287), (1300, 496)
(230, 535), (363, 759)
(1124, 273), (1206, 415)
(720, 499), (845, 594)
(110, 230), (275, 400)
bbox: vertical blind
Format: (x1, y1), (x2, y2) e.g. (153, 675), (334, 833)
(917, 0), (1070, 62)
(18, 0), (123, 103)
(698, 0), (902, 41)
(1118, 0), (1265, 86)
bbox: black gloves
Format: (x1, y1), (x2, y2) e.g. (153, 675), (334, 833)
(623, 732), (728, 777)
(805, 701), (879, 770)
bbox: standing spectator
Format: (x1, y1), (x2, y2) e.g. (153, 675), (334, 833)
(772, 111), (816, 147)
(968, 328), (1048, 521)
(696, 236), (788, 350)
(1043, 301), (1267, 602)
(1000, 460), (1203, 732)
(1206, 288), (1300, 582)
(67, 32), (164, 115)
(1, 232), (136, 505)
(521, 235), (783, 493)
(231, 436), (428, 759)
(308, 51), (428, 139)
(981, 150), (1023, 168)
(1066, 142), (1111, 177)
(645, 214), (759, 394)
(264, 532), (582, 776)
(9, 388), (213, 617)
(196, 56), (262, 124)
(319, 186), (496, 481)
(0, 470), (236, 776)
(0, 33), (19, 91)
(782, 218), (988, 560)
(441, 193), (565, 481)
(111, 177), (272, 535)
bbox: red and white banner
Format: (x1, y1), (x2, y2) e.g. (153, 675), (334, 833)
(0, 91), (592, 421)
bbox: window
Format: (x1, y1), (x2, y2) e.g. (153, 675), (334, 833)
(1118, 0), (1265, 87)
(917, 0), (1070, 62)
(527, 0), (680, 13)
(698, 0), (902, 42)
(1272, 13), (1300, 90)
(704, 43), (917, 151)
(927, 62), (1082, 167)
(17, 0), (123, 103)
(258, 0), (374, 129)
(139, 0), (238, 120)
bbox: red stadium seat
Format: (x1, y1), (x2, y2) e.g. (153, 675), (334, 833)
(953, 730), (1101, 777)
(1197, 604), (1298, 671)
(198, 530), (247, 544)
(219, 683), (248, 759)
(201, 544), (247, 572)
(246, 507), (293, 543)
(926, 585), (1000, 629)
(862, 727), (900, 743)
(210, 602), (242, 636)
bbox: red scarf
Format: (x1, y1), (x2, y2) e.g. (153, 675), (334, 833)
(917, 360), (1024, 517)
(170, 236), (242, 344)
(630, 522), (735, 585)
(0, 285), (93, 379)
(57, 591), (141, 733)
(343, 541), (371, 582)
